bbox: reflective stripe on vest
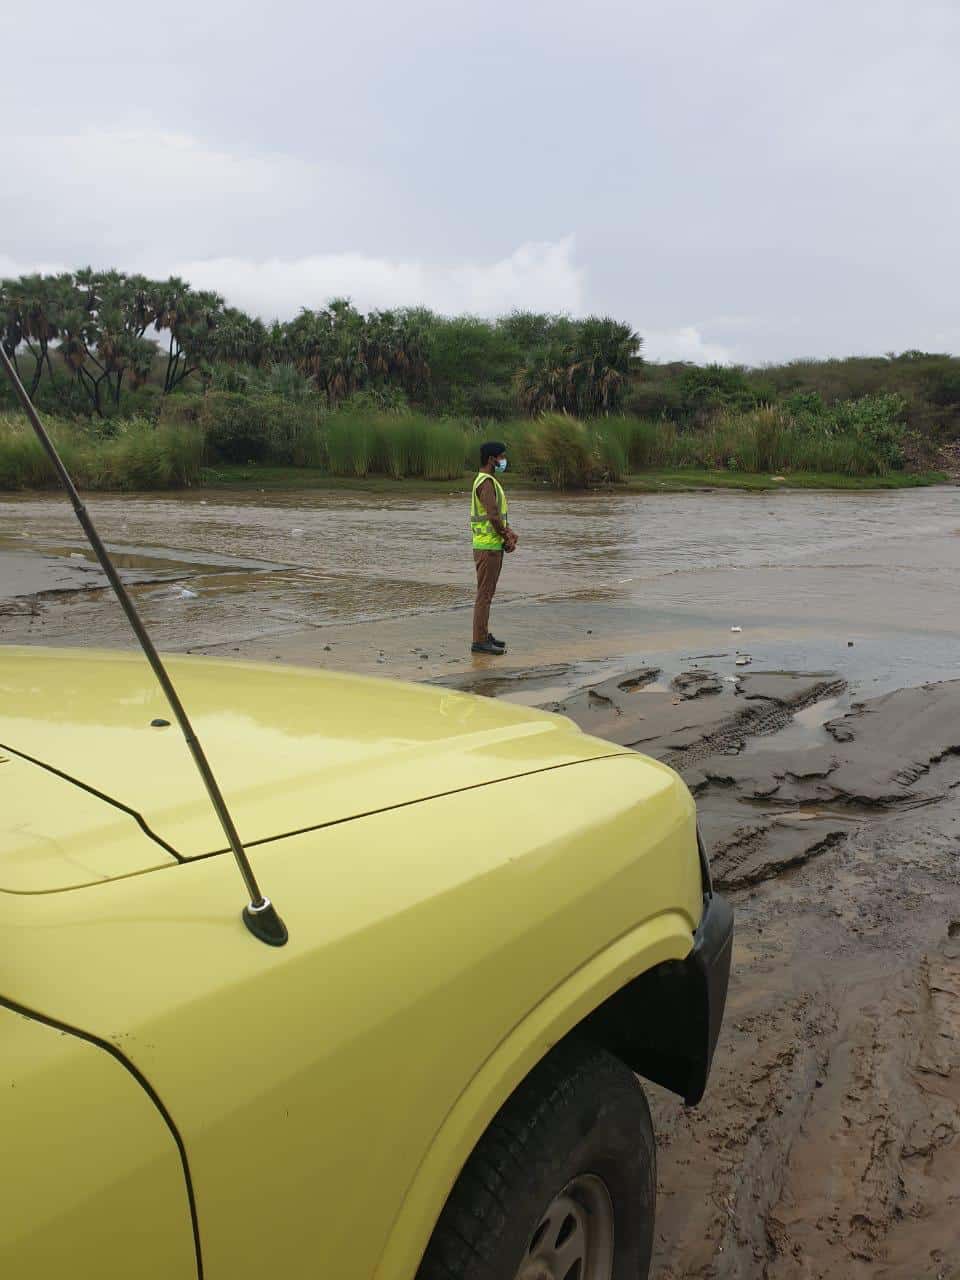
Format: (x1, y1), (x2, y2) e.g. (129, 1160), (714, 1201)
(470, 472), (508, 550)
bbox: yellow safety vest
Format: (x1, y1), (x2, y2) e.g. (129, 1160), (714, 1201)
(470, 471), (508, 550)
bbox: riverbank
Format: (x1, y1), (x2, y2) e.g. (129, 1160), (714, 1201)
(199, 463), (947, 493)
(3, 402), (942, 493)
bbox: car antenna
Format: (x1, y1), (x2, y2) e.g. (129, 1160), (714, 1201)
(0, 344), (287, 947)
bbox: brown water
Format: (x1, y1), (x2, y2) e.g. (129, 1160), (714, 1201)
(2, 486), (960, 701)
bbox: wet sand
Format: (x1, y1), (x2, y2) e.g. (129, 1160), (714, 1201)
(3, 485), (960, 1278)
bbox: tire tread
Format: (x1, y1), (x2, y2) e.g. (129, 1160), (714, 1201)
(416, 1040), (652, 1280)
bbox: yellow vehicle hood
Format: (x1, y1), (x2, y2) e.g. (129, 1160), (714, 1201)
(0, 648), (622, 891)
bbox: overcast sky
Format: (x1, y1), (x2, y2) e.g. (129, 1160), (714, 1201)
(2, 0), (958, 364)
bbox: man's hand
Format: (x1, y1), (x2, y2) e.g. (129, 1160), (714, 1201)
(503, 530), (519, 553)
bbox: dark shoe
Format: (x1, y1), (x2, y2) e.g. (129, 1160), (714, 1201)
(487, 633), (505, 648)
(472, 640), (506, 655)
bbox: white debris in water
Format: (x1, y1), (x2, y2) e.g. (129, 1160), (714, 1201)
(735, 656), (752, 666)
(730, 625), (742, 633)
(69, 552), (85, 560)
(177, 587), (199, 600)
(291, 528), (305, 536)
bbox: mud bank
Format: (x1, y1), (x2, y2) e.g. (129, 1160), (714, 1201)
(546, 668), (960, 887)
(543, 667), (960, 1279)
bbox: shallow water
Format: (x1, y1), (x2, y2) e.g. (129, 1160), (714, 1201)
(2, 485), (960, 699)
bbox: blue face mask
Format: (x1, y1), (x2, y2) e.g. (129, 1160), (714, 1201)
(495, 458), (508, 473)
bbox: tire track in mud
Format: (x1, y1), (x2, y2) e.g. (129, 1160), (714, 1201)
(658, 677), (847, 771)
(708, 828), (848, 893)
(650, 816), (960, 1280)
(550, 668), (960, 1278)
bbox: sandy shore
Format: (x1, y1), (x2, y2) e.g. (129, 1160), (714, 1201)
(2, 484), (960, 1278)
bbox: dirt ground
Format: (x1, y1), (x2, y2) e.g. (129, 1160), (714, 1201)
(547, 668), (960, 1279)
(2, 484), (960, 1278)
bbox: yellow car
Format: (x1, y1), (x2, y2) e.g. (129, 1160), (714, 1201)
(0, 645), (732, 1280)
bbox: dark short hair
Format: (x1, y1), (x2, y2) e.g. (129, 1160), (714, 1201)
(480, 441), (507, 463)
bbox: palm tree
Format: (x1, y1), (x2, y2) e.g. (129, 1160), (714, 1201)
(571, 318), (642, 415)
(3, 273), (68, 394)
(515, 318), (641, 417)
(515, 342), (573, 415)
(153, 282), (224, 392)
(0, 280), (22, 376)
(212, 309), (270, 368)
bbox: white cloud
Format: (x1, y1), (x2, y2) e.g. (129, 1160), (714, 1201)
(171, 237), (585, 320)
(0, 126), (584, 321)
(642, 326), (736, 365)
(0, 255), (67, 280)
(0, 130), (372, 263)
(4, 5), (960, 365)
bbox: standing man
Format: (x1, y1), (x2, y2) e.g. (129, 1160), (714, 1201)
(470, 441), (518, 655)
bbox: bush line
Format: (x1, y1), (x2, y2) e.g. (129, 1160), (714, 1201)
(0, 392), (920, 491)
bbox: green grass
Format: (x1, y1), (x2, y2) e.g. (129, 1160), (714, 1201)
(199, 463), (945, 494)
(199, 464), (475, 493)
(621, 469), (945, 491)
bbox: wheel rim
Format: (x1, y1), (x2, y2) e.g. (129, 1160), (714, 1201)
(514, 1173), (615, 1280)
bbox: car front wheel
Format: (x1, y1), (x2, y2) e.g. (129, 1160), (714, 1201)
(416, 1040), (656, 1280)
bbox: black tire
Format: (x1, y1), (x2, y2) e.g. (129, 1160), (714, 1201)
(416, 1039), (656, 1280)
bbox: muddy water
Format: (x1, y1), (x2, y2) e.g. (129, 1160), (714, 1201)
(3, 486), (960, 694)
(3, 484), (960, 1279)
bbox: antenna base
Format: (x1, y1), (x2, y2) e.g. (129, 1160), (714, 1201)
(243, 899), (289, 947)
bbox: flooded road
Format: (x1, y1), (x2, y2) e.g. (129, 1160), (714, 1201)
(3, 483), (960, 1279)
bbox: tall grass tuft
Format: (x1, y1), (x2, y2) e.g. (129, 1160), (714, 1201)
(528, 414), (594, 489)
(325, 409), (375, 476)
(326, 409), (466, 479)
(95, 419), (204, 489)
(413, 417), (466, 480)
(0, 417), (59, 488)
(0, 413), (203, 490)
(486, 420), (537, 478)
(590, 418), (630, 481)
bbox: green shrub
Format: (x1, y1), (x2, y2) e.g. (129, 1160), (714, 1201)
(210, 363), (259, 393)
(621, 419), (664, 469)
(828, 393), (905, 467)
(783, 390), (825, 418)
(197, 392), (324, 465)
(199, 396), (273, 468)
(200, 393), (270, 462)
(94, 419), (203, 489)
(464, 383), (514, 421)
(263, 363), (313, 401)
(624, 378), (683, 421)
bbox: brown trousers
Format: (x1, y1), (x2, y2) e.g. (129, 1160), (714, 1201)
(473, 550), (503, 643)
